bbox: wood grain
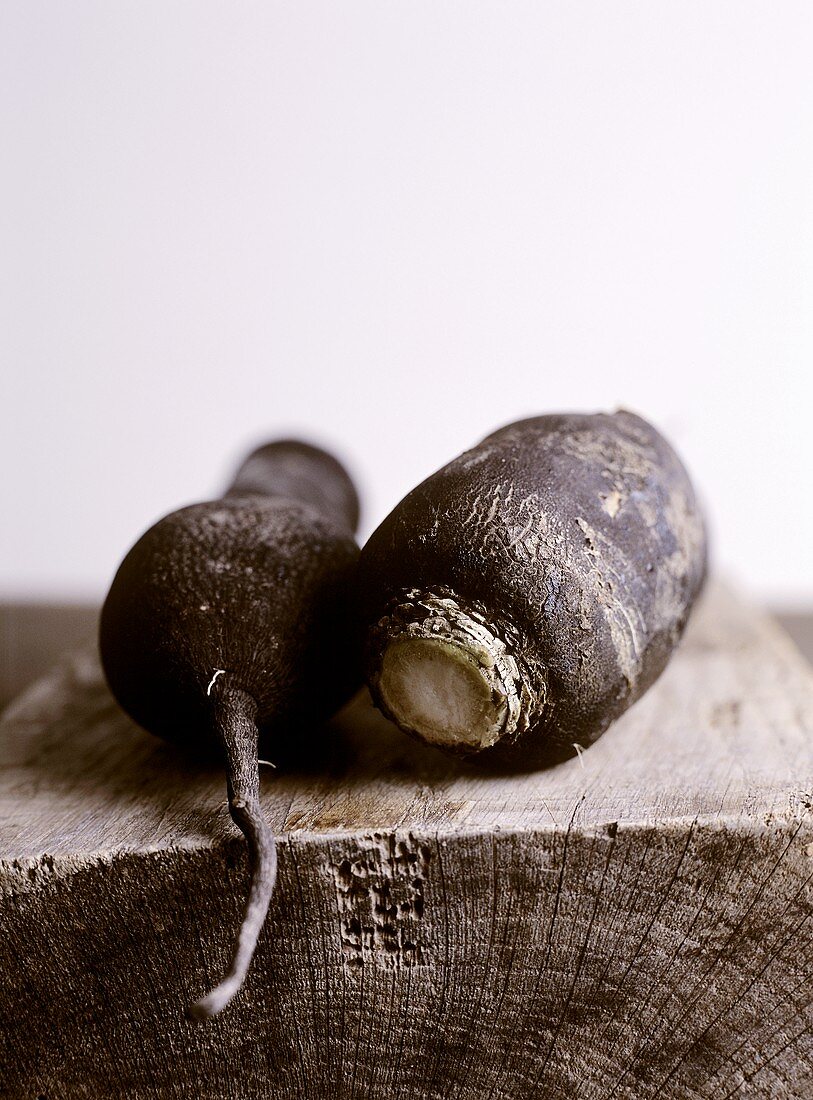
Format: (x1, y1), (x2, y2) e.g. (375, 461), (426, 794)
(1, 582), (812, 1099)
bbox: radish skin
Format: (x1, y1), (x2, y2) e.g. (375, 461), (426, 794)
(100, 442), (360, 1016)
(358, 411), (707, 769)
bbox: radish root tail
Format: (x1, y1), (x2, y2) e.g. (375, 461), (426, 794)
(190, 686), (277, 1020)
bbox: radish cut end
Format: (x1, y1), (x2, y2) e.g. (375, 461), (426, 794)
(379, 636), (506, 749)
(368, 588), (538, 754)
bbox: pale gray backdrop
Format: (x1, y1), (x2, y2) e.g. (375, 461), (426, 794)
(1, 3), (811, 603)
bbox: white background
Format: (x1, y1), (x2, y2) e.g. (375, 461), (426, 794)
(1, 3), (811, 605)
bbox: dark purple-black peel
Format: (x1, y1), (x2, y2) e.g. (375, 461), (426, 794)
(358, 410), (707, 771)
(99, 441), (360, 1016)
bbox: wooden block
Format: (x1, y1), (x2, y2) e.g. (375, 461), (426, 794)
(1, 582), (812, 1099)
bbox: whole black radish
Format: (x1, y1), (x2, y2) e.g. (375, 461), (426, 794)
(359, 411), (706, 770)
(99, 440), (360, 1017)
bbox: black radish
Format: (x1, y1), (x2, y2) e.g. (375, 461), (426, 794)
(358, 410), (707, 770)
(99, 440), (360, 1017)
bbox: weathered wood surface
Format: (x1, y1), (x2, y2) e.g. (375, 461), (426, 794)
(1, 582), (812, 1099)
